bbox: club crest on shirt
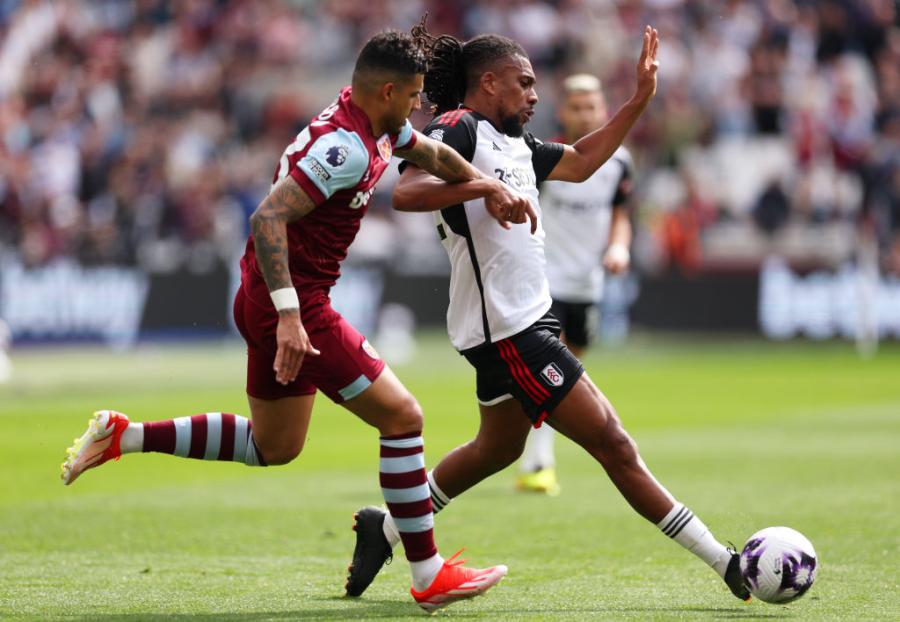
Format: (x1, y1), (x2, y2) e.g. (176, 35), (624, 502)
(540, 362), (564, 387)
(428, 129), (444, 142)
(361, 339), (380, 359)
(376, 135), (392, 162)
(326, 144), (348, 166)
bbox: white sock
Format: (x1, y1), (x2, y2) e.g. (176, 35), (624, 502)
(427, 470), (451, 513)
(410, 553), (444, 591)
(383, 511), (401, 548)
(120, 423), (143, 453)
(657, 503), (732, 577)
(519, 423), (556, 472)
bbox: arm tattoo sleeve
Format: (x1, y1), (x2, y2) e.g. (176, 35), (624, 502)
(249, 175), (316, 292)
(398, 137), (477, 183)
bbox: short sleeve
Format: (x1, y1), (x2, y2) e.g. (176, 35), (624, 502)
(611, 149), (635, 208)
(290, 128), (368, 204)
(524, 133), (565, 183)
(395, 119), (416, 150)
(398, 113), (477, 174)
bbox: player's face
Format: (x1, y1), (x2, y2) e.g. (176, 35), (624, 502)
(559, 90), (607, 141)
(385, 74), (424, 134)
(492, 55), (538, 137)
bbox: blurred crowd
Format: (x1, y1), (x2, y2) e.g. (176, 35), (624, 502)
(0, 0), (897, 275)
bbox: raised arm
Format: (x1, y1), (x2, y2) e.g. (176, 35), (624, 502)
(395, 133), (537, 232)
(548, 26), (659, 183)
(249, 175), (321, 385)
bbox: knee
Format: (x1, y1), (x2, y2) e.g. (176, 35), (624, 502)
(474, 433), (525, 471)
(495, 441), (525, 469)
(580, 396), (639, 467)
(257, 437), (305, 466)
(381, 394), (424, 437)
(602, 424), (639, 466)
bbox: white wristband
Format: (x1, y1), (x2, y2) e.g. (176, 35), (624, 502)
(606, 243), (630, 264)
(270, 287), (300, 311)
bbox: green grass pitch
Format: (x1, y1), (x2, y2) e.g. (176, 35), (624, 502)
(1, 334), (898, 621)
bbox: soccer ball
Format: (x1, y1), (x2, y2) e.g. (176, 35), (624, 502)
(740, 526), (817, 604)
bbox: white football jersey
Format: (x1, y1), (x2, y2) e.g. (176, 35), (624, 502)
(542, 146), (633, 303)
(404, 109), (564, 350)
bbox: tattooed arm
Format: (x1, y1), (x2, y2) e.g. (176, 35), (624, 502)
(394, 133), (481, 183)
(248, 175), (321, 385)
(394, 133), (537, 232)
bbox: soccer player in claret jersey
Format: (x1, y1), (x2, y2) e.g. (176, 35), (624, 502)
(59, 31), (534, 612)
(346, 23), (753, 604)
(516, 74), (635, 496)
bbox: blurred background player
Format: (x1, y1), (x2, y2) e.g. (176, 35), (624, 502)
(59, 30), (527, 613)
(516, 74), (635, 496)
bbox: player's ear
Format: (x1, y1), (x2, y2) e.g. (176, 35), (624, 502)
(480, 71), (498, 96)
(380, 81), (394, 102)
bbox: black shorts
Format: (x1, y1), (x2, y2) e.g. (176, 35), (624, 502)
(461, 312), (584, 427)
(550, 298), (598, 348)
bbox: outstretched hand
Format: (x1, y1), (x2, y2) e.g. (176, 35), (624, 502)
(635, 25), (660, 103)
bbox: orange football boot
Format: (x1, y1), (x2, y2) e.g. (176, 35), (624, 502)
(410, 550), (507, 612)
(61, 410), (130, 485)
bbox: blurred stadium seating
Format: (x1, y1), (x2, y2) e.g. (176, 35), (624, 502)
(0, 0), (898, 345)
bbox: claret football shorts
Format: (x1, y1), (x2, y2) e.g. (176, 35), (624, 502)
(233, 286), (385, 403)
(461, 312), (584, 427)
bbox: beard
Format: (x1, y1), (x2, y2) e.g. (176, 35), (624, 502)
(500, 113), (525, 137)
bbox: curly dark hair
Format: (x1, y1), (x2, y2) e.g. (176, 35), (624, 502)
(411, 15), (527, 115)
(353, 30), (428, 81)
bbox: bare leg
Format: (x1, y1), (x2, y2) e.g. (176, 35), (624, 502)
(433, 398), (532, 498)
(247, 394), (315, 465)
(548, 372), (674, 522)
(341, 366), (424, 436)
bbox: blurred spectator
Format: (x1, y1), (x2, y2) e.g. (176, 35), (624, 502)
(0, 0), (897, 277)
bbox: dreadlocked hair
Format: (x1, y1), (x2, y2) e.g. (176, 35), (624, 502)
(412, 15), (527, 116)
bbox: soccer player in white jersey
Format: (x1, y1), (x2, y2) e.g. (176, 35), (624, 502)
(346, 23), (753, 604)
(516, 74), (635, 496)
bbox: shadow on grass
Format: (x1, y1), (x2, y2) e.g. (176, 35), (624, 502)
(30, 597), (471, 621)
(25, 601), (795, 622)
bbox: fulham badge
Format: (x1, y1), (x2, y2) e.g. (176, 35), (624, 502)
(540, 362), (564, 387)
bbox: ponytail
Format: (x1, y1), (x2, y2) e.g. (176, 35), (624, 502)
(411, 15), (528, 117)
(411, 16), (467, 115)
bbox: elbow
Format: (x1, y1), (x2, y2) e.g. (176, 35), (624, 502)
(566, 150), (593, 183)
(249, 203), (276, 234)
(248, 207), (263, 233)
(573, 161), (593, 183)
